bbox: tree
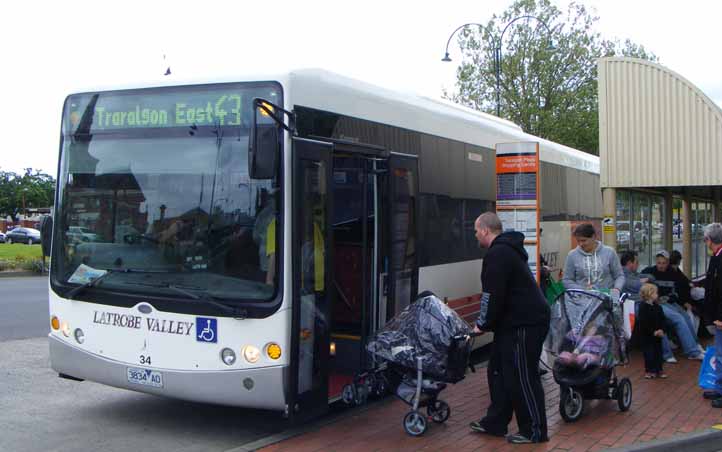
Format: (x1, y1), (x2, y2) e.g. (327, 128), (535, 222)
(0, 168), (55, 222)
(446, 0), (657, 155)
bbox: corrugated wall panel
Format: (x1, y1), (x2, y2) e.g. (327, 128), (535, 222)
(599, 57), (722, 188)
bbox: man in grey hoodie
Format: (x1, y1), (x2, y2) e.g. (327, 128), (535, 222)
(563, 223), (625, 293)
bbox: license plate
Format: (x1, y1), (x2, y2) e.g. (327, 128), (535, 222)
(126, 367), (163, 388)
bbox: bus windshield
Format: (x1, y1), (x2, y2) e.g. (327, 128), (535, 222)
(52, 82), (282, 305)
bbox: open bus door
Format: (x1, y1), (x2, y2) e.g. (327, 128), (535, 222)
(385, 152), (419, 320)
(288, 137), (334, 422)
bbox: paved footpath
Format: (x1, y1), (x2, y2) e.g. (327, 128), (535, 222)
(260, 348), (722, 452)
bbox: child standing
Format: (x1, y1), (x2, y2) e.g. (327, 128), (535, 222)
(638, 283), (667, 379)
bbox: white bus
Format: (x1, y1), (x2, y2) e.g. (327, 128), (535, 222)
(47, 69), (601, 420)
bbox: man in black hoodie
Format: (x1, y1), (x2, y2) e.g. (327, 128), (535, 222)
(469, 212), (550, 444)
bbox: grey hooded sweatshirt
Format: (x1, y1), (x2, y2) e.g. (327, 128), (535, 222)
(562, 241), (625, 291)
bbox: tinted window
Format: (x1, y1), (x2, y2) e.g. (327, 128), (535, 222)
(540, 162), (601, 221)
(296, 107), (496, 267)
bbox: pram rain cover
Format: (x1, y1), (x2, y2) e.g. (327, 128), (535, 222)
(545, 290), (627, 369)
(367, 292), (471, 380)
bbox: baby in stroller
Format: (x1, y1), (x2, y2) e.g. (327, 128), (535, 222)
(556, 324), (609, 370)
(546, 289), (632, 422)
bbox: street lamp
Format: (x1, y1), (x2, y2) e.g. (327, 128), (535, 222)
(441, 22), (485, 63)
(442, 16), (553, 117)
(22, 188), (28, 219)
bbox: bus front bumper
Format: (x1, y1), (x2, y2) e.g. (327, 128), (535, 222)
(49, 335), (289, 411)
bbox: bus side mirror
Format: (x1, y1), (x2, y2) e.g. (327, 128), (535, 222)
(40, 215), (53, 257)
(248, 124), (279, 180)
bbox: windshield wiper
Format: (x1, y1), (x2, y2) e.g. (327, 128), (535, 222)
(66, 268), (171, 300)
(122, 280), (248, 318)
(164, 284), (249, 318)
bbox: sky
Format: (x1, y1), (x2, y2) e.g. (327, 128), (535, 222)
(2, 0), (721, 176)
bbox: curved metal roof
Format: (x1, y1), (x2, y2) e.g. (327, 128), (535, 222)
(599, 57), (722, 188)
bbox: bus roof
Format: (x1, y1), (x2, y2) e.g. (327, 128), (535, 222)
(288, 69), (599, 174)
(64, 68), (599, 174)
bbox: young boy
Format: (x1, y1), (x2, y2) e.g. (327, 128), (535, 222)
(638, 283), (667, 379)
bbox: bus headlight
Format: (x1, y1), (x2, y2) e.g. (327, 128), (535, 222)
(220, 348), (236, 366)
(74, 328), (85, 344)
(242, 345), (260, 363)
(61, 321), (71, 337)
(266, 343), (282, 360)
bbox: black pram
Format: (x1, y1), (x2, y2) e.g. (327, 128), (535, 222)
(366, 291), (475, 436)
(545, 289), (632, 422)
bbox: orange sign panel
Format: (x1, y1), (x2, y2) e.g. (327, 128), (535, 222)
(495, 155), (539, 174)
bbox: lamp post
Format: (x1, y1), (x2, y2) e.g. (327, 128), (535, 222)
(442, 16), (553, 117)
(22, 188), (28, 221)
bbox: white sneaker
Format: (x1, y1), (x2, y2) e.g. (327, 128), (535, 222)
(688, 354), (704, 361)
(666, 357), (678, 363)
(699, 345), (706, 354)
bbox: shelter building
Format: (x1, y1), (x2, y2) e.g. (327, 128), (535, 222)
(598, 57), (722, 276)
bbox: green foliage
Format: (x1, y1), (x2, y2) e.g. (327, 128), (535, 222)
(0, 168), (55, 221)
(445, 0), (657, 155)
(0, 243), (43, 260)
(0, 244), (44, 273)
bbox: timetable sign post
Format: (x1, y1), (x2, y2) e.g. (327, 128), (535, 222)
(495, 142), (541, 282)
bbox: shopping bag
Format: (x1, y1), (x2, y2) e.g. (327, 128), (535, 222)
(545, 276), (565, 305)
(622, 298), (635, 340)
(698, 347), (719, 390)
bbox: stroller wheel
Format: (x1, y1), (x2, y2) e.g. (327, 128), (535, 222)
(354, 383), (368, 406)
(403, 410), (427, 436)
(374, 374), (389, 397)
(364, 373), (377, 396)
(617, 378), (632, 412)
(559, 387), (584, 422)
(427, 400), (450, 423)
(341, 384), (356, 406)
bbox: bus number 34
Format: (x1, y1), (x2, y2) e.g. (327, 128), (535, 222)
(140, 355), (152, 365)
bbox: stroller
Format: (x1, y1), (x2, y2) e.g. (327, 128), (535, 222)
(545, 289), (632, 422)
(366, 291), (476, 436)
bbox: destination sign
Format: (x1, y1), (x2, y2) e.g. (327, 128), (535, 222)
(65, 83), (281, 134)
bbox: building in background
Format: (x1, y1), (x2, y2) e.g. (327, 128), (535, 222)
(598, 57), (722, 277)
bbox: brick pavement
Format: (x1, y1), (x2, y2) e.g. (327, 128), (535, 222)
(259, 347), (722, 452)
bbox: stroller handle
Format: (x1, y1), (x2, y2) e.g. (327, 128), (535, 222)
(554, 288), (626, 304)
(455, 331), (484, 374)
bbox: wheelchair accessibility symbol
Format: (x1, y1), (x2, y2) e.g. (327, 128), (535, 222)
(196, 317), (217, 343)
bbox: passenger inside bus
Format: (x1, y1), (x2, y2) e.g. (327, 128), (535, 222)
(253, 189), (278, 285)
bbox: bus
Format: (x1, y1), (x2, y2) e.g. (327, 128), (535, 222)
(47, 69), (601, 420)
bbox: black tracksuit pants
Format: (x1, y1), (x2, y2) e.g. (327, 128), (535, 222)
(480, 324), (549, 442)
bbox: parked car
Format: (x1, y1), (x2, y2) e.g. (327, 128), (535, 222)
(616, 221), (647, 249)
(0, 231), (5, 243)
(67, 226), (99, 243)
(6, 227), (41, 244)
